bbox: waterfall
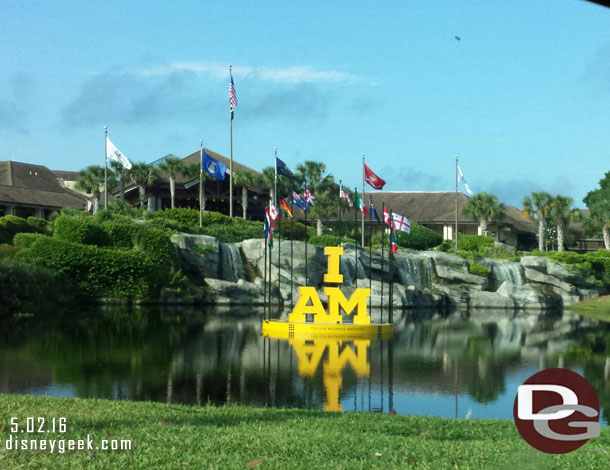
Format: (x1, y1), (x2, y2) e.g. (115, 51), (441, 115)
(395, 255), (435, 290)
(490, 261), (523, 291)
(220, 243), (245, 282)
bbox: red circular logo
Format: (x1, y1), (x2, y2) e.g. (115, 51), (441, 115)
(513, 368), (600, 454)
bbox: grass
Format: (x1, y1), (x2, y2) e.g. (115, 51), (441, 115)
(1, 395), (610, 469)
(569, 295), (610, 322)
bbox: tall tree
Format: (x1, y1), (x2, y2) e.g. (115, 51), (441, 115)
(295, 161), (335, 235)
(75, 165), (108, 214)
(234, 170), (264, 220)
(549, 195), (580, 252)
(462, 192), (505, 236)
(128, 162), (158, 210)
(584, 172), (610, 250)
(157, 156), (185, 209)
(522, 191), (552, 252)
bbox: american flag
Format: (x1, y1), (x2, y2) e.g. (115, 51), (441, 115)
(339, 185), (353, 207)
(304, 189), (316, 206)
(229, 76), (238, 109)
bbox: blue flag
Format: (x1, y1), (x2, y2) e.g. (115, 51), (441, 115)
(370, 202), (381, 224)
(202, 149), (227, 181)
(292, 191), (308, 211)
(276, 157), (294, 178)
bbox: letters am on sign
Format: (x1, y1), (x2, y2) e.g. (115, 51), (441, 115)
(288, 246), (371, 324)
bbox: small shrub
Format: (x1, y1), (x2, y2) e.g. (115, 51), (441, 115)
(26, 216), (49, 234)
(395, 222), (443, 250)
(13, 232), (50, 248)
(0, 215), (40, 244)
(458, 235), (494, 252)
(308, 235), (356, 246)
(469, 262), (489, 277)
(53, 214), (110, 246)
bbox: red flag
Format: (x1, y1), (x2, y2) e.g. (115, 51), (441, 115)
(364, 163), (386, 190)
(383, 206), (390, 225)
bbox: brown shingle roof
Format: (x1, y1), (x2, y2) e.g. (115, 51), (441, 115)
(0, 161), (86, 209)
(366, 191), (536, 233)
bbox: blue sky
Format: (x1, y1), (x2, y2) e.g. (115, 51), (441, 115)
(1, 0), (610, 207)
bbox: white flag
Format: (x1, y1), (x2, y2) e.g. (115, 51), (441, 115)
(392, 214), (411, 233)
(106, 137), (132, 170)
(457, 165), (473, 195)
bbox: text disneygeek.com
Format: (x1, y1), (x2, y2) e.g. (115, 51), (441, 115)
(4, 434), (132, 453)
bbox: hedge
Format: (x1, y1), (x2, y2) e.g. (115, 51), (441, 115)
(53, 214), (110, 246)
(469, 263), (489, 277)
(16, 237), (165, 300)
(395, 223), (443, 250)
(0, 257), (84, 316)
(0, 215), (46, 244)
(458, 235), (495, 252)
(308, 235), (357, 246)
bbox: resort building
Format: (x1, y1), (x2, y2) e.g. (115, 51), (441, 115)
(0, 161), (86, 218)
(367, 191), (538, 251)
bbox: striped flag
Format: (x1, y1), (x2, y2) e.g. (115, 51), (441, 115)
(265, 207), (274, 249)
(280, 199), (293, 218)
(229, 73), (238, 121)
(355, 190), (367, 216)
(390, 220), (398, 255)
(339, 184), (353, 207)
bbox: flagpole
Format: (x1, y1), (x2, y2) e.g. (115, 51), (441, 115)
(274, 148), (278, 208)
(229, 65), (234, 218)
(104, 126), (108, 210)
(368, 196), (373, 314)
(290, 201), (294, 309)
(389, 209), (394, 325)
(354, 187), (358, 288)
(264, 229), (268, 320)
(360, 154), (365, 248)
(277, 197), (282, 313)
(339, 181), (343, 243)
(381, 202), (385, 324)
(455, 155), (458, 251)
(199, 140), (203, 229)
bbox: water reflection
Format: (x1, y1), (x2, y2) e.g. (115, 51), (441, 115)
(1, 306), (610, 422)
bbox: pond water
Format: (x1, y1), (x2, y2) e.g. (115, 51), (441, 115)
(1, 306), (609, 424)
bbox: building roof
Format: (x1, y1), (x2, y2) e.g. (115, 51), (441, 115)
(0, 161), (86, 209)
(366, 191), (535, 233)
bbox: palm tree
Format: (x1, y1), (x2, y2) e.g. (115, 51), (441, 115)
(583, 199), (610, 250)
(295, 161), (335, 235)
(462, 192), (505, 236)
(75, 165), (107, 214)
(183, 162), (213, 212)
(157, 156), (185, 209)
(548, 195), (580, 252)
(234, 170), (264, 220)
(128, 162), (158, 209)
(522, 191), (552, 252)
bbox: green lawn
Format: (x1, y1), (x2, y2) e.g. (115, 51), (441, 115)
(569, 296), (610, 322)
(1, 395), (609, 469)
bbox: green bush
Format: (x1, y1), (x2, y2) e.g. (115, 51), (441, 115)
(16, 236), (159, 300)
(103, 221), (139, 249)
(0, 257), (84, 316)
(0, 215), (42, 244)
(132, 226), (175, 265)
(469, 262), (489, 277)
(53, 214), (110, 246)
(395, 222), (443, 250)
(458, 235), (494, 252)
(26, 216), (49, 234)
(13, 232), (50, 248)
(202, 222), (264, 243)
(275, 220), (310, 241)
(308, 235), (357, 246)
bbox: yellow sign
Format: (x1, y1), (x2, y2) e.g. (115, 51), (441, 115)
(288, 246), (371, 324)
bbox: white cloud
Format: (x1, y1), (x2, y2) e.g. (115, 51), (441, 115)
(141, 61), (359, 84)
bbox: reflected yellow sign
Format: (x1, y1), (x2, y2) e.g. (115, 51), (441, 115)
(290, 338), (371, 412)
